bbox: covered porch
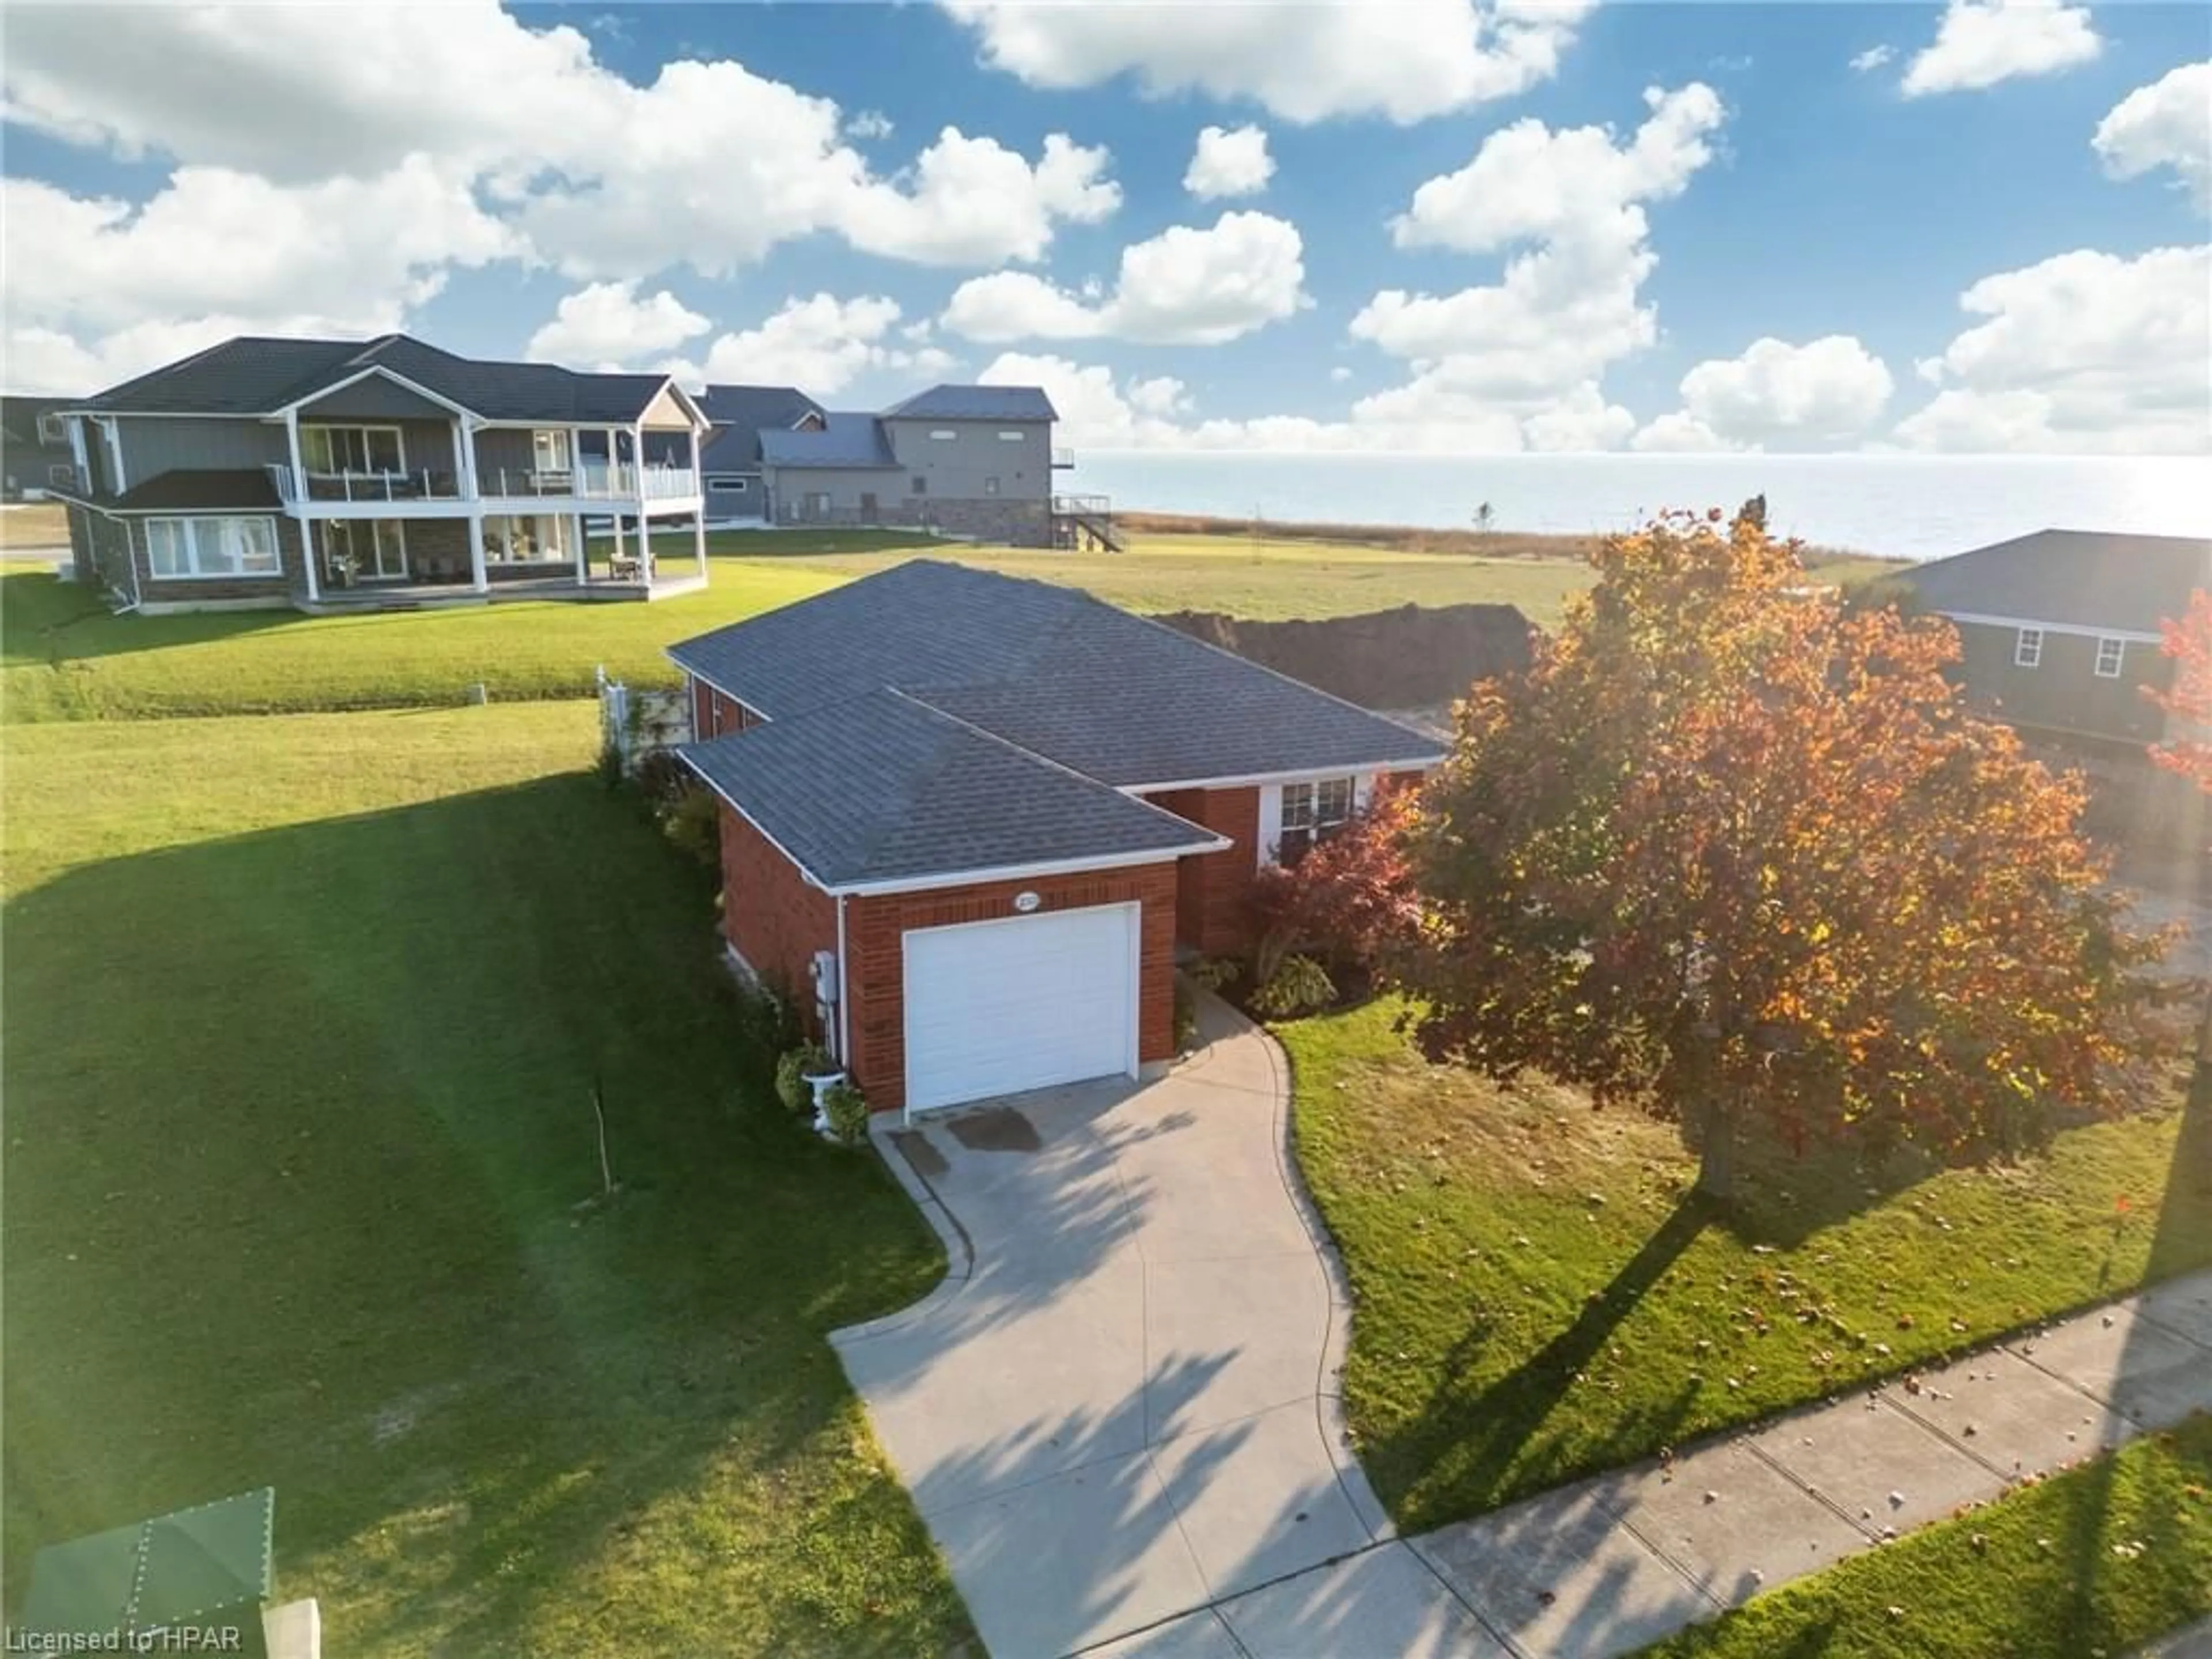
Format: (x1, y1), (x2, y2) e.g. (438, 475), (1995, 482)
(293, 506), (710, 611)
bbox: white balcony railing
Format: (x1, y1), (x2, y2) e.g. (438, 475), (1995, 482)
(267, 465), (465, 504)
(268, 463), (700, 506)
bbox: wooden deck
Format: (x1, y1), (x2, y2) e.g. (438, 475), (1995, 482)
(294, 571), (709, 615)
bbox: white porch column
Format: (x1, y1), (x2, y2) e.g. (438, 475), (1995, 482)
(456, 417), (479, 499)
(694, 509), (707, 581)
(638, 507), (653, 582)
(573, 511), (588, 589)
(287, 410), (318, 603)
(467, 512), (487, 594)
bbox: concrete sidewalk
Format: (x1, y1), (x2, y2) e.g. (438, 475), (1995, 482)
(1115, 1272), (2212, 1659)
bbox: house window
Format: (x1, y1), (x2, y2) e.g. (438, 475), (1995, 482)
(323, 518), (407, 580)
(911, 476), (927, 495)
(2014, 627), (2044, 669)
(984, 476), (1000, 495)
(532, 430), (573, 475)
(929, 429), (957, 441)
(37, 412), (67, 445)
(48, 462), (77, 487)
(484, 514), (571, 565)
(301, 425), (403, 474)
(145, 516), (282, 579)
(997, 430), (1025, 441)
(706, 475), (749, 493)
(1278, 776), (1358, 866)
(2095, 637), (2126, 679)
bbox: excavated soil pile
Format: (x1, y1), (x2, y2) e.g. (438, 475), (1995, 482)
(1150, 601), (1533, 713)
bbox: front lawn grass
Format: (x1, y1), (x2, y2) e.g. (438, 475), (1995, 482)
(1639, 1413), (2212, 1659)
(1281, 999), (2212, 1535)
(2, 704), (973, 1656)
(6, 532), (1602, 722)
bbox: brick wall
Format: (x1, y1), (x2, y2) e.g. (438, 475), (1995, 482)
(843, 863), (1179, 1112)
(688, 677), (761, 740)
(1140, 786), (1260, 957)
(718, 804), (837, 1035)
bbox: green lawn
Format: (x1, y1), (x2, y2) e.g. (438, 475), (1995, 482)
(1280, 999), (2212, 1535)
(1, 705), (973, 1656)
(5, 532), (1602, 722)
(1639, 1413), (2212, 1659)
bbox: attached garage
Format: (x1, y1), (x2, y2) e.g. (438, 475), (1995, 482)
(902, 903), (1139, 1112)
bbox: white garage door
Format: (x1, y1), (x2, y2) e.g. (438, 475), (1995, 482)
(902, 902), (1140, 1113)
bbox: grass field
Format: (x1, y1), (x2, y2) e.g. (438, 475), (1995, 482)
(4, 531), (1607, 721)
(1279, 999), (2212, 1536)
(1, 706), (973, 1656)
(0, 501), (69, 549)
(1639, 1414), (2212, 1658)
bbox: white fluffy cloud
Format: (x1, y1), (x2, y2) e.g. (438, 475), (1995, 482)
(940, 0), (1595, 124)
(2094, 62), (2212, 212)
(1636, 335), (1895, 450)
(1629, 412), (1744, 454)
(664, 294), (955, 395)
(0, 0), (1122, 380)
(1896, 245), (2211, 453)
(1900, 0), (2100, 97)
(942, 212), (1308, 346)
(1850, 45), (1896, 74)
(1338, 84), (1724, 449)
(5, 162), (514, 335)
(525, 281), (709, 369)
(1184, 125), (1275, 199)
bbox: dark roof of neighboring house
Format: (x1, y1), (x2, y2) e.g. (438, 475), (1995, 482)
(678, 688), (1224, 889)
(73, 334), (699, 425)
(881, 384), (1056, 422)
(668, 560), (1445, 790)
(758, 412), (900, 469)
(698, 385), (825, 472)
(1902, 529), (2212, 638)
(75, 469), (285, 514)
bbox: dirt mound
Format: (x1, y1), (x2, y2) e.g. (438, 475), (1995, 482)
(1152, 601), (1533, 713)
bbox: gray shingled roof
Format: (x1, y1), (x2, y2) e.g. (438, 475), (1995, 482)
(667, 560), (1446, 789)
(882, 384), (1056, 422)
(1903, 529), (2212, 638)
(759, 413), (899, 469)
(679, 689), (1224, 888)
(699, 385), (825, 472)
(108, 469), (283, 513)
(74, 334), (697, 425)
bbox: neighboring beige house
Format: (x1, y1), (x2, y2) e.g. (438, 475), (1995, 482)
(52, 333), (714, 614)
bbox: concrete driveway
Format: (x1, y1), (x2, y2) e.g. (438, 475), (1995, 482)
(831, 994), (1395, 1657)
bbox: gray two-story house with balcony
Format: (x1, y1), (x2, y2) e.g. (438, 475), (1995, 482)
(52, 334), (712, 613)
(698, 381), (1113, 550)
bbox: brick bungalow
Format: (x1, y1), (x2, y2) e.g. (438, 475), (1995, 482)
(669, 560), (1444, 1116)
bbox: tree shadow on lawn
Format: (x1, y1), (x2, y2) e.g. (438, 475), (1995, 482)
(1370, 1196), (1713, 1525)
(1, 775), (965, 1654)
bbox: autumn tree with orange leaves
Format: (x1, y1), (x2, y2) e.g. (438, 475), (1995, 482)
(1395, 511), (2173, 1203)
(2147, 588), (2212, 790)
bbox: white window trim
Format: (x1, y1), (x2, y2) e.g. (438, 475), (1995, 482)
(1258, 772), (1374, 869)
(706, 475), (749, 491)
(997, 430), (1025, 441)
(36, 412), (67, 444)
(532, 429), (574, 472)
(482, 513), (571, 565)
(2014, 627), (2044, 669)
(324, 517), (410, 579)
(145, 516), (283, 581)
(928, 429), (958, 441)
(302, 423), (406, 475)
(2095, 637), (2126, 679)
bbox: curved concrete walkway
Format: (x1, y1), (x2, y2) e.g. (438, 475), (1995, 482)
(832, 993), (1400, 1658)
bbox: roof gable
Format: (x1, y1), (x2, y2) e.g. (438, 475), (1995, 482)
(678, 689), (1222, 888)
(759, 412), (897, 468)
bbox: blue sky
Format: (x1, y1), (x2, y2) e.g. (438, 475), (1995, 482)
(3, 1), (2206, 453)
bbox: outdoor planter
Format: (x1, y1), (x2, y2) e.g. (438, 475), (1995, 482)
(804, 1065), (847, 1136)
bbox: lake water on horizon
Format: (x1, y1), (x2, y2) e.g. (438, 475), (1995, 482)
(1069, 452), (2212, 562)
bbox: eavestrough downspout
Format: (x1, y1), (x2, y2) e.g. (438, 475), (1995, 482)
(835, 893), (852, 1070)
